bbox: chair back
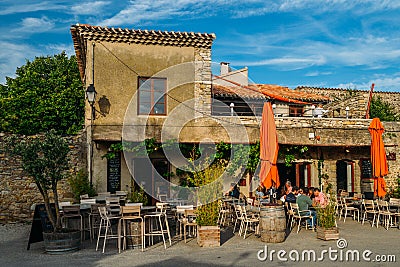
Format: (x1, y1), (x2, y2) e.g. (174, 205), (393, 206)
(339, 190), (349, 197)
(62, 205), (81, 216)
(158, 194), (168, 202)
(98, 206), (108, 219)
(156, 202), (168, 213)
(246, 197), (254, 206)
(98, 192), (111, 197)
(106, 197), (120, 215)
(80, 194), (89, 199)
(80, 198), (96, 204)
(291, 203), (300, 216)
(121, 205), (141, 217)
(59, 201), (72, 209)
(377, 200), (389, 212)
(363, 199), (375, 211)
(176, 205), (194, 213)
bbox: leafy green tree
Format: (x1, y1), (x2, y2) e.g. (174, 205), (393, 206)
(0, 52), (84, 134)
(369, 96), (399, 121)
(5, 130), (70, 232)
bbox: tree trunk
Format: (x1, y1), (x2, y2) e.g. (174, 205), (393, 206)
(52, 183), (62, 230)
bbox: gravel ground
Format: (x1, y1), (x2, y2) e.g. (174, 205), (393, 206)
(0, 220), (399, 267)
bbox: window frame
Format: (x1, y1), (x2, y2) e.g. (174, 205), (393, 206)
(137, 77), (167, 115)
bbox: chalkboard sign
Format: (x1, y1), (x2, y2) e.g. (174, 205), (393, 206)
(27, 203), (55, 250)
(107, 152), (121, 193)
(361, 159), (372, 179)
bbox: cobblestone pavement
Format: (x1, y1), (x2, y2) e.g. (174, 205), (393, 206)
(1, 219), (399, 267)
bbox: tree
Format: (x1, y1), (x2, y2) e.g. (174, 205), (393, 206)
(5, 130), (70, 232)
(369, 96), (399, 121)
(0, 52), (84, 134)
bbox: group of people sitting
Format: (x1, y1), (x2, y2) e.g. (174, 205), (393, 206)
(257, 181), (328, 228)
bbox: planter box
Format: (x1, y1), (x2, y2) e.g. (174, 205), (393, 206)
(197, 226), (220, 247)
(316, 227), (339, 241)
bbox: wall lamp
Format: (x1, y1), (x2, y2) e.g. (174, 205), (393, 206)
(272, 103), (277, 116)
(86, 84), (97, 120)
(230, 102), (235, 116)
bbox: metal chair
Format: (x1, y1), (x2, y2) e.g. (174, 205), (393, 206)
(96, 206), (121, 253)
(183, 209), (197, 243)
(362, 199), (378, 227)
(238, 205), (259, 239)
(62, 205), (83, 240)
(143, 202), (171, 249)
(291, 203), (314, 233)
(340, 197), (359, 222)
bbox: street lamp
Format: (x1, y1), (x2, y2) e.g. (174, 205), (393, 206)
(345, 106), (350, 119)
(86, 84), (97, 119)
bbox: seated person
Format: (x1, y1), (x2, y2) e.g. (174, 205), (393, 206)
(313, 188), (327, 208)
(225, 183), (240, 199)
(285, 181), (292, 195)
(285, 186), (298, 204)
(309, 187), (315, 200)
(255, 185), (269, 205)
(296, 187), (317, 228)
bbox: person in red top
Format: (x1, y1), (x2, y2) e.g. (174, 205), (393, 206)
(313, 188), (327, 208)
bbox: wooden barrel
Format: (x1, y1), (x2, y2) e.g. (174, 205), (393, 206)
(259, 206), (286, 243)
(43, 231), (81, 254)
(128, 221), (142, 248)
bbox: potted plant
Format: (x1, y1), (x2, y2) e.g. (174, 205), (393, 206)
(189, 164), (224, 247)
(316, 185), (339, 240)
(5, 130), (81, 253)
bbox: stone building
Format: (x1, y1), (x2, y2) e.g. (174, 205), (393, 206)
(71, 24), (400, 204)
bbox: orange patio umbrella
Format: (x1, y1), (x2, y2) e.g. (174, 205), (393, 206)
(259, 102), (280, 189)
(368, 118), (388, 198)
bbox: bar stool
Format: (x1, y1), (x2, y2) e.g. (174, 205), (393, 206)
(143, 202), (171, 249)
(118, 205), (144, 252)
(96, 206), (121, 253)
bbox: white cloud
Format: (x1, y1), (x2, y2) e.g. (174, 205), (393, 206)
(337, 74), (400, 92)
(234, 56), (326, 70)
(13, 17), (55, 33)
(71, 1), (111, 15)
(0, 42), (40, 84)
(0, 1), (66, 15)
(305, 71), (333, 77)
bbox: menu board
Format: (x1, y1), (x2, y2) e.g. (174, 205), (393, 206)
(27, 204), (55, 250)
(107, 152), (121, 193)
(361, 159), (372, 179)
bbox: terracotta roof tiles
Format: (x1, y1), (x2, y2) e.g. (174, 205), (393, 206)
(257, 84), (331, 102)
(212, 84), (267, 100)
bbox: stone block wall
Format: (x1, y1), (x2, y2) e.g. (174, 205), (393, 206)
(295, 86), (400, 119)
(0, 132), (87, 223)
(194, 47), (212, 116)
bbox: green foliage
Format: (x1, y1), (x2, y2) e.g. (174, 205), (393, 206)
(388, 177), (400, 198)
(189, 164), (224, 226)
(370, 96), (399, 121)
(5, 130), (70, 231)
(129, 185), (148, 205)
(69, 169), (96, 201)
(316, 188), (336, 229)
(279, 145), (309, 166)
(0, 52), (84, 134)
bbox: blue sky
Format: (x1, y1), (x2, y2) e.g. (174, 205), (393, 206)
(1, 0), (400, 92)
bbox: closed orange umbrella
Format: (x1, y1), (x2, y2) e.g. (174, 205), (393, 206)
(259, 102), (280, 189)
(368, 118), (388, 197)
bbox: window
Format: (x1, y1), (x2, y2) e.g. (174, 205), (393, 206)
(289, 105), (303, 117)
(138, 77), (167, 115)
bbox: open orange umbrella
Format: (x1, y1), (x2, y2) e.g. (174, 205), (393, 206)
(259, 102), (280, 189)
(368, 118), (388, 198)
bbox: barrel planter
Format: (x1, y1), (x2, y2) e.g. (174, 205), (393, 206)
(197, 226), (220, 247)
(259, 205), (286, 243)
(43, 230), (81, 254)
(127, 221), (143, 248)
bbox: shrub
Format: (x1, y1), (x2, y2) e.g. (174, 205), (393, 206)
(69, 169), (96, 201)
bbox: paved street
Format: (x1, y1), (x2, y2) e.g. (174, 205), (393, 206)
(1, 219), (399, 267)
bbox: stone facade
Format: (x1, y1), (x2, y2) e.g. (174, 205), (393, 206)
(0, 132), (87, 223)
(296, 86), (400, 118)
(194, 47), (213, 116)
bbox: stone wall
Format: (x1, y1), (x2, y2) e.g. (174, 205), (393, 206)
(194, 47), (212, 116)
(0, 131), (87, 223)
(295, 86), (400, 119)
